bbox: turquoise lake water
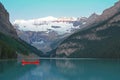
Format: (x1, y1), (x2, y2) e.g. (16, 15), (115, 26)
(0, 59), (120, 80)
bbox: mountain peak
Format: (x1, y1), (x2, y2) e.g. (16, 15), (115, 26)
(0, 2), (9, 22)
(14, 16), (77, 23)
(96, 0), (120, 22)
(38, 16), (57, 21)
(91, 13), (98, 17)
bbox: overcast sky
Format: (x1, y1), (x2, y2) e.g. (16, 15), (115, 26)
(0, 0), (118, 22)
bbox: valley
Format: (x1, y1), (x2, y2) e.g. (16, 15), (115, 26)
(0, 0), (120, 59)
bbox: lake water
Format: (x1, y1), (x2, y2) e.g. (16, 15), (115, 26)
(0, 59), (120, 80)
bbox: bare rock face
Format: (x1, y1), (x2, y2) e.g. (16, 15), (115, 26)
(96, 1), (120, 22)
(82, 1), (120, 29)
(86, 13), (99, 25)
(55, 0), (120, 58)
(0, 3), (17, 37)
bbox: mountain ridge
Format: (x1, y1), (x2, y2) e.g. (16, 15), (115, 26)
(13, 16), (77, 23)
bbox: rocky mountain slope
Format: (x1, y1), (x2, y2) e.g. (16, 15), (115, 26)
(54, 1), (120, 58)
(0, 2), (43, 59)
(0, 3), (17, 38)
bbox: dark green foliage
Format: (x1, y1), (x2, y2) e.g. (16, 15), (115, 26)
(0, 40), (16, 59)
(0, 32), (43, 59)
(68, 35), (120, 58)
(68, 28), (120, 58)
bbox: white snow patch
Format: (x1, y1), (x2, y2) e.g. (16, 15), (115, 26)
(13, 16), (81, 34)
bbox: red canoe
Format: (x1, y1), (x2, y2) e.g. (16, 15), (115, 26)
(22, 60), (40, 65)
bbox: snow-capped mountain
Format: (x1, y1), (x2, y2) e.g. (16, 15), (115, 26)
(13, 16), (83, 34)
(13, 14), (99, 53)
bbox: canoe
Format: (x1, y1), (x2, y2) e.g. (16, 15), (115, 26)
(22, 59), (39, 65)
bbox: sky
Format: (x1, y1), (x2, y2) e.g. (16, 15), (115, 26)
(0, 0), (119, 22)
